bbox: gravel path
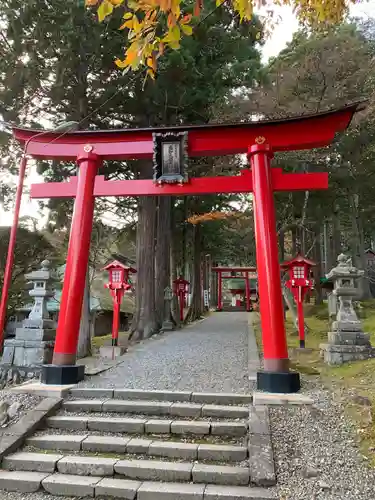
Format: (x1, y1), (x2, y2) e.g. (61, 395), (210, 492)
(80, 312), (251, 393)
(273, 377), (375, 500)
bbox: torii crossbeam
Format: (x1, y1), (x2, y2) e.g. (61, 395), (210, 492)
(9, 101), (364, 392)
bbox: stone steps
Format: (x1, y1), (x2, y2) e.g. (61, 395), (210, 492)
(26, 433), (247, 462)
(69, 389), (253, 405)
(0, 389), (277, 499)
(3, 451), (250, 486)
(63, 399), (249, 419)
(46, 415), (248, 437)
(0, 471), (277, 499)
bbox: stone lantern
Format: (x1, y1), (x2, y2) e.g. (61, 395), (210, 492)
(1, 260), (57, 377)
(161, 286), (174, 332)
(320, 254), (373, 365)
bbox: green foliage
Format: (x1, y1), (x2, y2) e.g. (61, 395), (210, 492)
(0, 227), (58, 316)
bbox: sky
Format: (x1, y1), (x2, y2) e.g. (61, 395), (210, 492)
(0, 1), (375, 228)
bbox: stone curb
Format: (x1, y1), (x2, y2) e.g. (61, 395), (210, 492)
(247, 314), (260, 383)
(0, 397), (62, 459)
(248, 405), (276, 487)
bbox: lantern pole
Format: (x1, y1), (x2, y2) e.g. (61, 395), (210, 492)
(179, 290), (184, 323)
(112, 291), (121, 348)
(249, 142), (300, 393)
(297, 287), (305, 348)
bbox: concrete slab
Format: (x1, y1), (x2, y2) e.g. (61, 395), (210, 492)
(4, 409), (50, 437)
(171, 420), (210, 435)
(204, 484), (277, 499)
(198, 444), (247, 462)
(63, 399), (105, 412)
(115, 459), (192, 482)
(26, 434), (87, 451)
(70, 388), (114, 399)
(252, 391), (314, 406)
(10, 381), (76, 398)
(137, 481), (205, 500)
(192, 464), (249, 486)
(42, 473), (101, 497)
(82, 435), (131, 454)
(202, 404), (248, 419)
(248, 406), (270, 435)
(145, 419), (172, 434)
(248, 434), (276, 486)
(3, 451), (63, 473)
(0, 470), (49, 493)
(191, 393), (252, 405)
(103, 400), (172, 415)
(47, 416), (88, 430)
(57, 455), (117, 476)
(126, 438), (152, 454)
(169, 402), (203, 417)
(0, 434), (24, 458)
(87, 417), (146, 434)
(148, 440), (198, 460)
(114, 389), (192, 402)
(95, 478), (141, 499)
(211, 422), (247, 437)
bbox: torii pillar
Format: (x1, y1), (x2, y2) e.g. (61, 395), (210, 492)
(248, 143), (292, 389)
(9, 102), (364, 389)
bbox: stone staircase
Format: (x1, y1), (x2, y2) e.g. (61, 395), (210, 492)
(0, 388), (276, 499)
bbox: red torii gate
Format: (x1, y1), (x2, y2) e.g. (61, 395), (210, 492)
(10, 102), (363, 392)
(212, 266), (256, 312)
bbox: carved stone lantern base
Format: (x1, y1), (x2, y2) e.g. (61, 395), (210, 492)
(320, 343), (375, 365)
(327, 330), (371, 346)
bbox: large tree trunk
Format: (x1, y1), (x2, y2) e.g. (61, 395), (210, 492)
(130, 195), (159, 340)
(350, 193), (371, 299)
(331, 208), (341, 265)
(210, 261), (218, 309)
(312, 226), (323, 305)
(279, 230), (285, 261)
(186, 224), (203, 322)
(155, 196), (172, 325)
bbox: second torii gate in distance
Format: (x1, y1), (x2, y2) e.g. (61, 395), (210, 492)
(212, 266), (257, 312)
(12, 102), (363, 393)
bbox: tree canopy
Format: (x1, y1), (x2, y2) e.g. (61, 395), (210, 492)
(85, 0), (358, 76)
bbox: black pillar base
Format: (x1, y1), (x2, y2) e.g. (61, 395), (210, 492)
(299, 339), (305, 348)
(257, 370), (301, 393)
(41, 364), (85, 385)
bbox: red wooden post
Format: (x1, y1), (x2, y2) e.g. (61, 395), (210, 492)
(112, 293), (121, 347)
(217, 271), (222, 311)
(297, 288), (305, 348)
(43, 149), (99, 384)
(245, 271), (250, 312)
(179, 291), (184, 322)
(0, 156), (28, 348)
(248, 142), (299, 393)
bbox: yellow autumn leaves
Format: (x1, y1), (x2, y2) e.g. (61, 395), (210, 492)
(85, 0), (356, 78)
(187, 211), (243, 224)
